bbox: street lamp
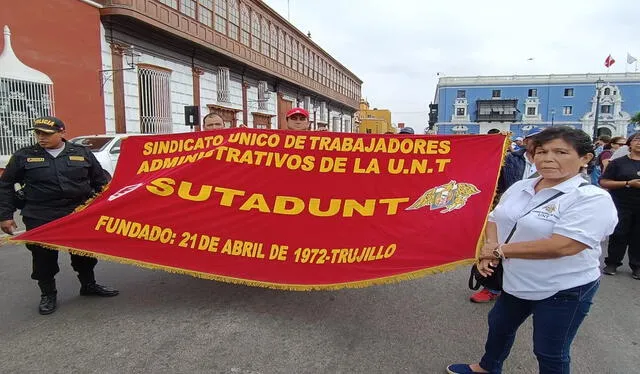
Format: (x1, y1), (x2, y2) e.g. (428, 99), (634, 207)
(551, 109), (555, 126)
(592, 78), (605, 141)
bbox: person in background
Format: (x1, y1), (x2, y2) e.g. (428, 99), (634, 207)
(590, 135), (611, 184)
(285, 108), (310, 131)
(610, 136), (632, 161)
(399, 127), (415, 135)
(600, 131), (640, 279)
(512, 137), (524, 151)
(598, 136), (626, 173)
(470, 129), (542, 303)
(594, 135), (611, 157)
(447, 126), (617, 374)
(202, 113), (225, 131)
(0, 116), (119, 315)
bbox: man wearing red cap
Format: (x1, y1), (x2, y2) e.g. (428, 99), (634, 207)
(286, 108), (310, 131)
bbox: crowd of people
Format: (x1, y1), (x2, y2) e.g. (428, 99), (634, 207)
(1, 111), (638, 374)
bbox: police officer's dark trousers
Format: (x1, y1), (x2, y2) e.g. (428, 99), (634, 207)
(23, 216), (98, 294)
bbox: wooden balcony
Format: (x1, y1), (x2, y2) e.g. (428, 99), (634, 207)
(96, 0), (359, 110)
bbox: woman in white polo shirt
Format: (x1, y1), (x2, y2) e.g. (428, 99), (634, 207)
(447, 127), (618, 374)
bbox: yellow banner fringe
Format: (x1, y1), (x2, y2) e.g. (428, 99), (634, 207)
(8, 238), (475, 291)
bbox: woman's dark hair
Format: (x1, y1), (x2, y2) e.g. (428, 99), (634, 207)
(531, 126), (594, 156)
(627, 132), (640, 146)
(609, 136), (626, 148)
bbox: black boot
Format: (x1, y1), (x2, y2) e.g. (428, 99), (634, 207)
(80, 282), (119, 297)
(38, 280), (57, 315)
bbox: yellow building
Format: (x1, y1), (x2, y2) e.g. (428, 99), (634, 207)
(355, 99), (395, 134)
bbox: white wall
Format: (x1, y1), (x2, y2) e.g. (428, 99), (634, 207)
(199, 70), (217, 123)
(100, 24), (116, 134)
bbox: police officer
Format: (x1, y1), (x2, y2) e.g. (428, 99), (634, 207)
(0, 116), (119, 315)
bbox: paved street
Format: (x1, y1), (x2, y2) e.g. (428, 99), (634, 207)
(0, 242), (638, 374)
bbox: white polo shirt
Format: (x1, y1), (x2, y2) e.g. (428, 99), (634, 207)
(488, 174), (618, 300)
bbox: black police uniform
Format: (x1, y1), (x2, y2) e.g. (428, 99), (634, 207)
(0, 140), (108, 293)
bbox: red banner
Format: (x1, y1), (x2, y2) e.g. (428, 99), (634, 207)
(12, 129), (506, 290)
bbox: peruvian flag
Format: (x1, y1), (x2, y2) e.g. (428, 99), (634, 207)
(605, 54), (616, 67)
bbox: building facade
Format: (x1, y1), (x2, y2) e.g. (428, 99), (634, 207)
(432, 73), (640, 138)
(355, 99), (395, 134)
(0, 0), (362, 168)
(0, 0), (106, 168)
(98, 0), (362, 134)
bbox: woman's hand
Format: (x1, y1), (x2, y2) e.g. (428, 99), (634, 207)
(477, 259), (499, 277)
(479, 242), (499, 260)
(628, 179), (640, 188)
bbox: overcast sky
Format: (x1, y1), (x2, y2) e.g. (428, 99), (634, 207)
(264, 0), (639, 133)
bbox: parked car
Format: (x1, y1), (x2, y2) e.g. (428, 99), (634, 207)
(69, 134), (129, 179)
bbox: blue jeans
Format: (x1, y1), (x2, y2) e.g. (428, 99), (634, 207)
(479, 279), (600, 374)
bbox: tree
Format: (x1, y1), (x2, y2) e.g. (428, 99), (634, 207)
(631, 112), (640, 124)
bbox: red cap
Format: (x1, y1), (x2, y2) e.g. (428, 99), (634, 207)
(286, 107), (309, 119)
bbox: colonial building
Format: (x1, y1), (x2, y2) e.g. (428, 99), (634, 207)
(432, 73), (640, 138)
(99, 0), (362, 134)
(0, 0), (362, 168)
(355, 99), (395, 134)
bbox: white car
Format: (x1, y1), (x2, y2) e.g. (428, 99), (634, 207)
(69, 134), (128, 179)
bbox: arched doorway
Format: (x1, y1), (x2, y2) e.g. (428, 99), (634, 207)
(597, 127), (612, 137)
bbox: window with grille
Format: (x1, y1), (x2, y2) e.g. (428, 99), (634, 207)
(278, 30), (285, 64)
(292, 42), (298, 71)
(258, 81), (268, 110)
(0, 79), (54, 156)
(332, 117), (340, 132)
(215, 0), (228, 34)
(298, 45), (303, 73)
(217, 67), (230, 102)
(227, 0), (239, 40)
(261, 19), (269, 55)
(251, 12), (260, 51)
(157, 0), (177, 9)
(180, 0), (196, 18)
(198, 0), (213, 27)
(138, 67), (172, 134)
(344, 118), (351, 132)
(563, 106), (572, 115)
(312, 54), (317, 81)
(319, 102), (327, 122)
(269, 25), (277, 59)
(303, 48), (309, 76)
(240, 5), (250, 46)
(302, 96), (311, 111)
(285, 35), (292, 68)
